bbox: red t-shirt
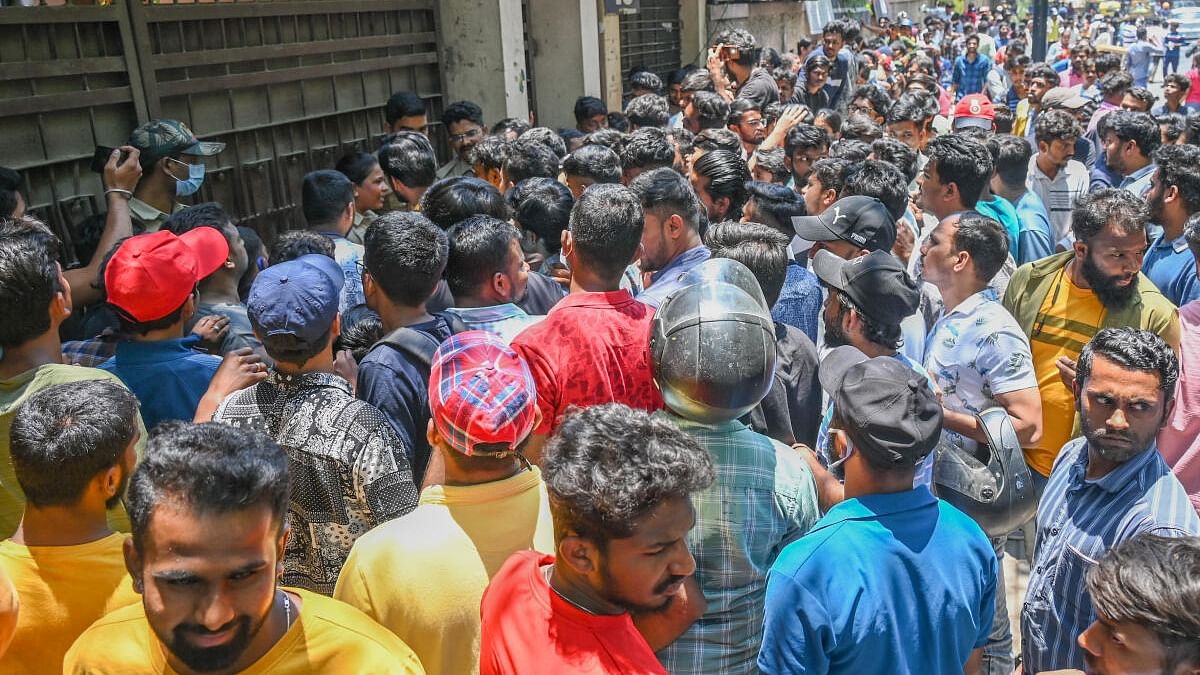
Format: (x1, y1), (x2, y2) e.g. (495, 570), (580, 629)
(479, 551), (668, 675)
(511, 290), (663, 434)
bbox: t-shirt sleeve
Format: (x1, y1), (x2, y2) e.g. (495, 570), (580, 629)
(332, 545), (377, 619)
(975, 548), (999, 649)
(353, 414), (420, 522)
(758, 572), (831, 674)
(737, 75), (777, 108)
(1016, 227), (1054, 266)
(975, 327), (1039, 396)
(511, 338), (558, 435)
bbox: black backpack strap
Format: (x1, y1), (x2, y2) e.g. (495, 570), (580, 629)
(435, 311), (470, 336)
(370, 326), (443, 369)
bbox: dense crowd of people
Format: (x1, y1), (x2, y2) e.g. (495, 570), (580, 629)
(0, 2), (1198, 674)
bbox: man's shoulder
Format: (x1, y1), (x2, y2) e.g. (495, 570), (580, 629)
(65, 601), (152, 667)
(294, 590), (424, 668)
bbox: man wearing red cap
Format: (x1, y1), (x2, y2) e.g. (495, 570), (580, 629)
(952, 94), (996, 134)
(98, 229), (231, 428)
(336, 331), (554, 675)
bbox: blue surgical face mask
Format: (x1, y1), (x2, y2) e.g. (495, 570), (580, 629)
(167, 159), (205, 197)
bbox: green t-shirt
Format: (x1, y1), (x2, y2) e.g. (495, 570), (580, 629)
(0, 363), (147, 536)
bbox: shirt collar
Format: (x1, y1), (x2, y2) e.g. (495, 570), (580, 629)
(128, 197), (166, 223)
(1120, 162), (1156, 187)
(662, 410), (747, 435)
(447, 303), (527, 321)
(810, 486), (938, 533)
(943, 287), (999, 320)
(1070, 441), (1163, 494)
(265, 369), (352, 395)
(551, 289), (637, 312)
(650, 245), (711, 284)
(1153, 232), (1191, 253)
(113, 337), (204, 362)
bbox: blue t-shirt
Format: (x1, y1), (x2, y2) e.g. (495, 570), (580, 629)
(973, 195), (1022, 262)
(1014, 191), (1055, 265)
(1143, 232), (1200, 307)
(98, 336), (220, 429)
(759, 487), (997, 675)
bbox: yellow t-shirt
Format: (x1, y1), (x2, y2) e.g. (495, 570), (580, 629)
(62, 587), (424, 674)
(1027, 270), (1106, 476)
(334, 467), (555, 675)
(0, 364), (148, 536)
(0, 563), (16, 661)
(0, 533), (139, 675)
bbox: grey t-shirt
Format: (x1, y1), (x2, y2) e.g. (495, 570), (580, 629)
(191, 302), (267, 361)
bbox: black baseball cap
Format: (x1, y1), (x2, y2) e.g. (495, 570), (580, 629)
(819, 345), (943, 468)
(812, 249), (921, 326)
(790, 195), (896, 252)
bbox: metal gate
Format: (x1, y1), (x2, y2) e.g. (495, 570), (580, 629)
(618, 0), (680, 98)
(0, 0), (442, 254)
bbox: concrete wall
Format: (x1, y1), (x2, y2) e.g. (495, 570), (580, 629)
(438, 0), (530, 122)
(708, 1), (816, 56)
(527, 0), (603, 130)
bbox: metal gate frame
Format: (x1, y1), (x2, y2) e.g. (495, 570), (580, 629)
(1, 0), (443, 253)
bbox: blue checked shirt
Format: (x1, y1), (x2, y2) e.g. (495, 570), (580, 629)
(656, 412), (820, 675)
(442, 303), (544, 344)
(771, 261), (822, 343)
(1021, 437), (1200, 673)
(952, 54), (992, 100)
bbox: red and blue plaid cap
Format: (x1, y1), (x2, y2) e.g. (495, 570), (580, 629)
(428, 331), (540, 457)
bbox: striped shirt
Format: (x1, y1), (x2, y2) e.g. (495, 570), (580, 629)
(1020, 437), (1200, 673)
(1026, 156), (1089, 243)
(656, 412), (819, 675)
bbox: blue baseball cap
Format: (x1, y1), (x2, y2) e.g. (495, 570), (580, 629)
(247, 254), (344, 346)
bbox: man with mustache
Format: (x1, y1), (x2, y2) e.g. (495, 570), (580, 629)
(1020, 328), (1200, 674)
(63, 422), (423, 674)
(1003, 190), (1180, 487)
(478, 404), (715, 674)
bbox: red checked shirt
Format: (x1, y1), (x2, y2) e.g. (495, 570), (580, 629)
(512, 290), (663, 434)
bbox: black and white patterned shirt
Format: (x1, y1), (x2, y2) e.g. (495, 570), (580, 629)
(213, 370), (419, 595)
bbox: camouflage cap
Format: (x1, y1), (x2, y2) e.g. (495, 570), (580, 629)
(127, 119), (225, 168)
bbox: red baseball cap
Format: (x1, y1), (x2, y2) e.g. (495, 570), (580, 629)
(105, 229), (229, 322)
(952, 94), (995, 130)
(428, 331), (540, 457)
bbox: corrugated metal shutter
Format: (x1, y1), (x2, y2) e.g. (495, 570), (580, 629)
(618, 0), (681, 97)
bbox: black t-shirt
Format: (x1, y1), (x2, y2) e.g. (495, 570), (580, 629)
(517, 271), (567, 315)
(736, 67), (781, 109)
(747, 321), (821, 447)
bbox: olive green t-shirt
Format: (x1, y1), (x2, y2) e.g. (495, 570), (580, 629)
(0, 363), (147, 536)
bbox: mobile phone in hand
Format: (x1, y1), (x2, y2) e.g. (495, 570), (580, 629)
(90, 146), (123, 174)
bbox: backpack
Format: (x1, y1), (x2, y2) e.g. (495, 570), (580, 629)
(368, 312), (470, 369)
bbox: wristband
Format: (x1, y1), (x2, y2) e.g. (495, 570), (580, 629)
(105, 188), (133, 199)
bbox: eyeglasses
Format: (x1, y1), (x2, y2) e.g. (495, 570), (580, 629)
(741, 117), (768, 128)
(449, 128), (483, 143)
(355, 260), (369, 278)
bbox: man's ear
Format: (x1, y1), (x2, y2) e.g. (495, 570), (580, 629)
(1166, 184), (1181, 205)
(666, 213), (685, 239)
(556, 534), (600, 576)
(124, 537), (144, 594)
(561, 230), (574, 258)
(276, 523), (290, 580)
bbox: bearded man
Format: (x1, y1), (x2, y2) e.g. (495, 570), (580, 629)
(1002, 189), (1180, 483)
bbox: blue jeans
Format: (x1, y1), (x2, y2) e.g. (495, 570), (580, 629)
(1165, 51), (1181, 76)
(982, 537), (1013, 675)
